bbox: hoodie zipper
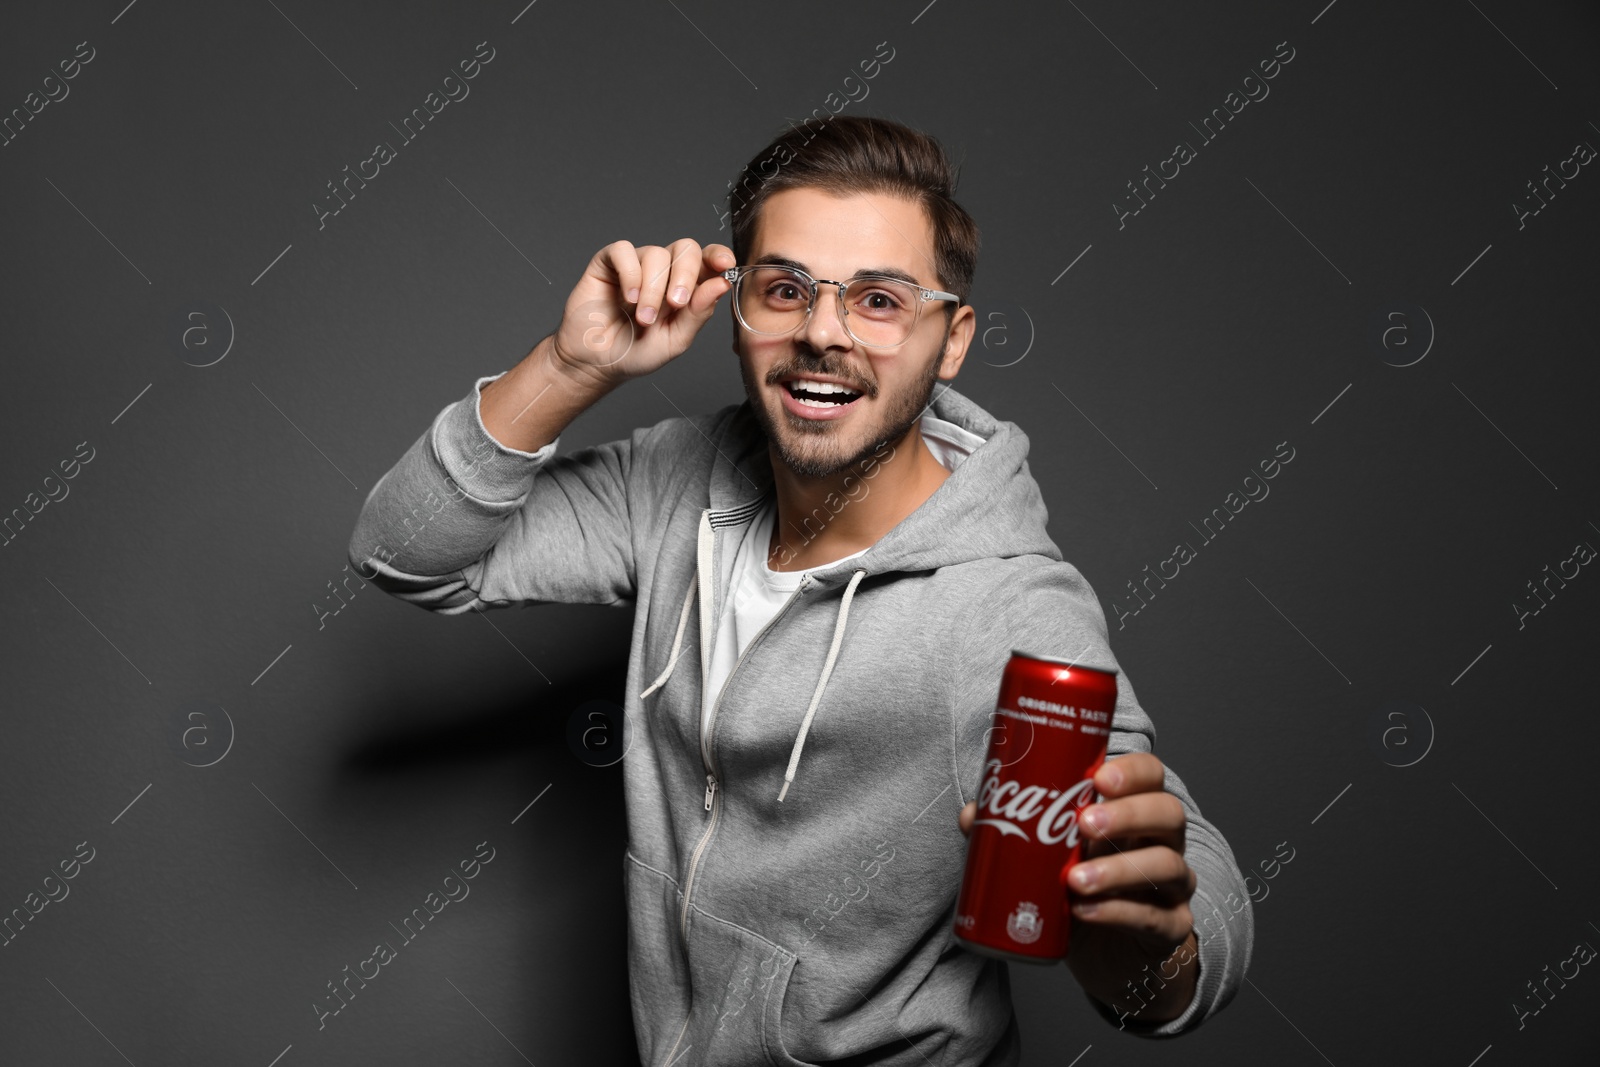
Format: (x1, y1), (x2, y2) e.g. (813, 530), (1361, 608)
(677, 572), (813, 941)
(658, 572), (812, 1067)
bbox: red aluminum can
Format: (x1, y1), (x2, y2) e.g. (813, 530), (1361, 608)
(952, 650), (1116, 963)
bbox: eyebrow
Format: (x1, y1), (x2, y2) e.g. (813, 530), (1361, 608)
(753, 254), (925, 289)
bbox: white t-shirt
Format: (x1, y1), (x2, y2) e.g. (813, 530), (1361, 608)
(701, 415), (985, 735)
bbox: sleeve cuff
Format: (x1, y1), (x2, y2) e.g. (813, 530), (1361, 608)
(430, 371), (560, 505)
(1084, 885), (1234, 1037)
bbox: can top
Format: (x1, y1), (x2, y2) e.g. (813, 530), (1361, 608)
(1009, 649), (1116, 675)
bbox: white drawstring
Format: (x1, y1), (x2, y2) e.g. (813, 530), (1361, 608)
(779, 567), (868, 803)
(639, 577), (696, 699)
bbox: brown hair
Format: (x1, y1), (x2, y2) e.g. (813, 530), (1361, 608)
(726, 115), (979, 318)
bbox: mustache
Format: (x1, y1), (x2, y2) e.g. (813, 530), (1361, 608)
(765, 359), (876, 397)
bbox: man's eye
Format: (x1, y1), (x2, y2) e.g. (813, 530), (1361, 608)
(855, 288), (904, 312)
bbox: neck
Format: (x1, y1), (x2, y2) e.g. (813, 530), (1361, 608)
(766, 419), (951, 572)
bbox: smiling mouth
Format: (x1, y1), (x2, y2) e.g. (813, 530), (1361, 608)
(781, 379), (865, 408)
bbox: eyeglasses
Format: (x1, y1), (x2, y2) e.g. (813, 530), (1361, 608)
(722, 265), (959, 348)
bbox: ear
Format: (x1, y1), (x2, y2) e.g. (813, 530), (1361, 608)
(937, 303), (976, 380)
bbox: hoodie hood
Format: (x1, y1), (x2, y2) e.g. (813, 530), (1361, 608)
(714, 382), (1064, 574)
(639, 381), (1066, 802)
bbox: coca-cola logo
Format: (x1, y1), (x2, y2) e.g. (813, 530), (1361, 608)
(973, 758), (1098, 846)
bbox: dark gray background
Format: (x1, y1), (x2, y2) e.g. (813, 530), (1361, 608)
(2, 0), (1596, 1063)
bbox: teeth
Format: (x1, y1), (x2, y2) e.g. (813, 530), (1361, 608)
(786, 378), (862, 408)
(793, 379), (853, 395)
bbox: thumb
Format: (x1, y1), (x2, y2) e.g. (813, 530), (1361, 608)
(685, 274), (732, 320)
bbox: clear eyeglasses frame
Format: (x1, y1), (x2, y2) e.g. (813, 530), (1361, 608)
(721, 264), (960, 349)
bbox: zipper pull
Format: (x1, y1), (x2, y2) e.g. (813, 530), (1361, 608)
(704, 772), (718, 811)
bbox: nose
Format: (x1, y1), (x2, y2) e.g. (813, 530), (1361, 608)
(796, 284), (855, 353)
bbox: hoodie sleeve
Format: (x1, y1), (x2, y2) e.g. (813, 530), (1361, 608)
(948, 558), (1253, 1038)
(345, 372), (638, 615)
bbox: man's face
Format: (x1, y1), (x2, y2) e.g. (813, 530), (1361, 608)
(734, 186), (970, 480)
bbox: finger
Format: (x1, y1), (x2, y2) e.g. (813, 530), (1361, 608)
(1080, 791), (1185, 848)
(635, 245), (672, 325)
(598, 240), (643, 306)
(688, 244), (736, 316)
(685, 244), (735, 316)
(661, 239), (703, 310)
(1096, 752), (1165, 797)
(1084, 831), (1184, 863)
(958, 800), (976, 837)
(1069, 896), (1194, 944)
(1066, 845), (1192, 900)
(702, 243), (736, 273)
(687, 271), (731, 317)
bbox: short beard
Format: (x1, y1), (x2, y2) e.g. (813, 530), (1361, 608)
(742, 336), (946, 480)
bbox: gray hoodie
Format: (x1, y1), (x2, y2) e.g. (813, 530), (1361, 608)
(348, 372), (1254, 1066)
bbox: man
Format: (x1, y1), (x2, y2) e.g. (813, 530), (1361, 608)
(348, 114), (1253, 1065)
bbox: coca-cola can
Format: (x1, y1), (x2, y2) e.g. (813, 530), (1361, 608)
(952, 650), (1116, 963)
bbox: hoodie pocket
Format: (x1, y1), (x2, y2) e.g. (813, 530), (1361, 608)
(682, 907), (810, 1067)
(692, 916), (801, 1066)
(624, 851), (691, 1061)
(760, 952), (821, 1067)
(627, 850), (823, 1066)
